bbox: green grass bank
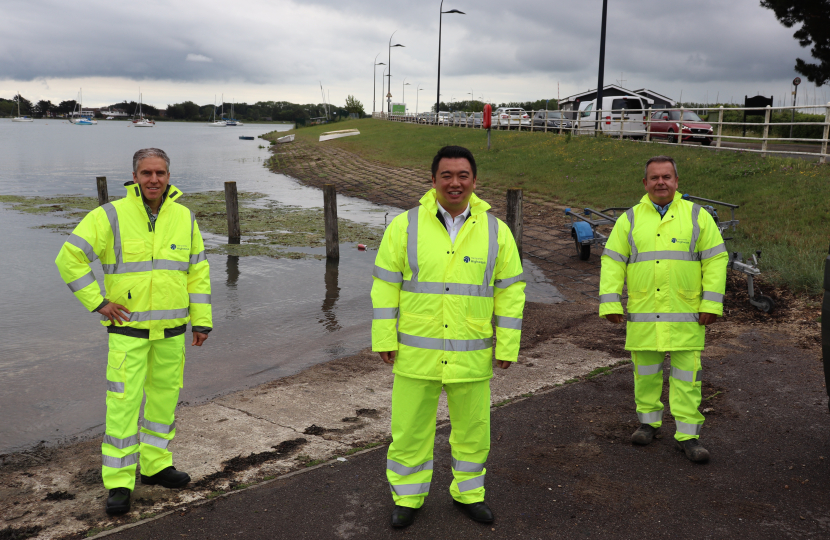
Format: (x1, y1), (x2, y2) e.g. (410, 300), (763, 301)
(266, 119), (830, 294)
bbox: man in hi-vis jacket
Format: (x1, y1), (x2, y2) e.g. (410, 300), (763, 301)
(599, 155), (727, 463)
(371, 146), (525, 528)
(55, 148), (212, 514)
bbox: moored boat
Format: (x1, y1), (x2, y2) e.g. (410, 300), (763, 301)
(319, 129), (359, 142)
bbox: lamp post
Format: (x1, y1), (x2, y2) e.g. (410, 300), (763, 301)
(436, 1), (465, 115)
(417, 85), (423, 115)
(381, 66), (387, 117)
(594, 0), (608, 134)
(388, 31), (405, 114)
(373, 54), (385, 114)
(403, 79), (411, 110)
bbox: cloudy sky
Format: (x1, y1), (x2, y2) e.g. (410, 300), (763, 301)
(1, 0), (826, 111)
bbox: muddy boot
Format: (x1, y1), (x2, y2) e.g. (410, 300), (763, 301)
(631, 424), (659, 445)
(391, 505), (418, 528)
(140, 466), (191, 488)
(105, 487), (131, 515)
(675, 438), (710, 463)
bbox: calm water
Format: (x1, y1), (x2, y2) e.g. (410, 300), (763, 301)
(0, 119), (403, 453)
(0, 119), (560, 454)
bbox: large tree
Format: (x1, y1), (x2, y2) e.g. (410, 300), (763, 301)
(761, 0), (830, 86)
(344, 95), (365, 117)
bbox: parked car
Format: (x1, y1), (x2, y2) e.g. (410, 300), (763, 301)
(576, 96), (650, 137)
(531, 110), (573, 130)
(467, 112), (484, 128)
(492, 107), (530, 128)
(648, 110), (713, 145)
(449, 111), (468, 125)
(436, 111), (451, 125)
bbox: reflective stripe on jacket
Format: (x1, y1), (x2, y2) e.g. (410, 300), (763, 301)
(55, 183), (212, 340)
(371, 189), (526, 383)
(598, 192), (727, 351)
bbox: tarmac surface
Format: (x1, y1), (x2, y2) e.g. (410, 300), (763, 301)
(104, 326), (830, 540)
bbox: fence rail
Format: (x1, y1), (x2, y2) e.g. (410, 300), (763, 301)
(372, 103), (830, 163)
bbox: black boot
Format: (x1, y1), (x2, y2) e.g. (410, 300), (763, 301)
(140, 466), (191, 488)
(631, 424), (660, 445)
(105, 487), (131, 515)
(675, 438), (710, 463)
(391, 505), (418, 528)
(453, 500), (494, 523)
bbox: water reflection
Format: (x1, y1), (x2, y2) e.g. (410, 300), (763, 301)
(225, 255), (242, 319)
(319, 259), (341, 332)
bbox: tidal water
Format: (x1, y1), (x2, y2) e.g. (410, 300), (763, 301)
(0, 119), (561, 454)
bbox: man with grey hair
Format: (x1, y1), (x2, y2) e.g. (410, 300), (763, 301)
(599, 155), (727, 463)
(56, 148), (212, 514)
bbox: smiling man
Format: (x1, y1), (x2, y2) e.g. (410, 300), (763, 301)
(371, 146), (525, 528)
(55, 148), (212, 514)
(599, 155), (727, 463)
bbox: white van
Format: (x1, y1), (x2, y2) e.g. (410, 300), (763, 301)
(575, 95), (653, 138)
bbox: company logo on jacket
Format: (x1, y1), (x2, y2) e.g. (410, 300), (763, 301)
(671, 238), (690, 245)
(463, 256), (485, 264)
(170, 244), (190, 251)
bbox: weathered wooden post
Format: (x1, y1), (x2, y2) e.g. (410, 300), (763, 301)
(224, 181), (241, 244)
(716, 106), (724, 149)
(96, 176), (108, 206)
(822, 242), (830, 412)
(761, 105), (771, 157)
(820, 102), (829, 165)
(645, 107), (652, 142)
(506, 188), (523, 260)
(323, 184), (340, 260)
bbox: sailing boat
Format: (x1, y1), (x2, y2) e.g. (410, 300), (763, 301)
(225, 98), (243, 126)
(132, 90), (155, 127)
(69, 89), (97, 125)
(11, 92), (33, 122)
(207, 94), (227, 127)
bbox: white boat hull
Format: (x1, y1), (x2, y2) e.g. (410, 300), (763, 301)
(276, 134), (295, 143)
(12, 117), (33, 123)
(319, 129), (360, 142)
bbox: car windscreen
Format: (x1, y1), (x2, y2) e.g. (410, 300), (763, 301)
(682, 111), (703, 122)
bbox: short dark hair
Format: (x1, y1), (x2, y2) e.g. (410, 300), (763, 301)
(431, 146), (477, 178)
(644, 155), (678, 178)
(133, 148), (170, 173)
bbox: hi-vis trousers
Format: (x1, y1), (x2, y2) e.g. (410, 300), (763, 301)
(386, 375), (490, 509)
(102, 332), (185, 490)
(632, 350), (705, 441)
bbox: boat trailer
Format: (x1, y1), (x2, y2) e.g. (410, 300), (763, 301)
(564, 194), (774, 313)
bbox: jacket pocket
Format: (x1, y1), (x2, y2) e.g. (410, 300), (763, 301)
(106, 350), (127, 399)
(626, 289), (649, 311)
(677, 289), (701, 312)
(123, 239), (146, 262)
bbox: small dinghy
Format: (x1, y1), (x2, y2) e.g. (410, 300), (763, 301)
(319, 129), (359, 142)
(239, 136), (255, 140)
(276, 134), (295, 144)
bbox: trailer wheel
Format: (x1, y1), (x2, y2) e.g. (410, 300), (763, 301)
(755, 295), (775, 313)
(571, 230), (591, 260)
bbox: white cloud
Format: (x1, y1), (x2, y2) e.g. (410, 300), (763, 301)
(186, 54), (213, 63)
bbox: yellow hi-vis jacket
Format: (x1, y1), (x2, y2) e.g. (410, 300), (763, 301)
(371, 189), (526, 383)
(599, 192), (728, 351)
(55, 183), (212, 341)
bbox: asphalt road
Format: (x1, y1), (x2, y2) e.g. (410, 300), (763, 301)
(105, 327), (830, 540)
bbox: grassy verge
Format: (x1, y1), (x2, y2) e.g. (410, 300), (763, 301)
(264, 119), (830, 294)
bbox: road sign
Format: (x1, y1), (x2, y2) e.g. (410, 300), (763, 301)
(386, 92), (392, 98)
(793, 77), (801, 86)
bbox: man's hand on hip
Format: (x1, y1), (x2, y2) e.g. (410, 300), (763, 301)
(192, 332), (209, 346)
(698, 313), (717, 326)
(605, 313), (625, 324)
(98, 302), (131, 325)
(379, 351), (396, 365)
(496, 360), (512, 370)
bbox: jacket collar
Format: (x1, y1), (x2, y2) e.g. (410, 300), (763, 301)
(419, 188), (490, 217)
(125, 182), (183, 207)
(639, 191), (682, 211)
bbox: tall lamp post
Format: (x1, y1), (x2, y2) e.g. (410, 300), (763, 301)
(594, 0), (608, 134)
(403, 79), (411, 113)
(381, 66), (387, 117)
(436, 1), (465, 114)
(417, 85), (423, 114)
(373, 54), (385, 114)
(388, 31), (405, 115)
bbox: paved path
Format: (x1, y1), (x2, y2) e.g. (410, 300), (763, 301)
(106, 326), (830, 540)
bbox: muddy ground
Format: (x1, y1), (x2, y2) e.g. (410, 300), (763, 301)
(0, 138), (824, 539)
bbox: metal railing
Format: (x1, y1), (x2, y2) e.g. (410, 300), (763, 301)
(372, 103), (830, 163)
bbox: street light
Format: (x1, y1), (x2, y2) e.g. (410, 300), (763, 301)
(436, 1), (465, 114)
(594, 0), (608, 134)
(388, 31), (405, 114)
(403, 79), (411, 108)
(373, 54), (385, 114)
(417, 85), (424, 115)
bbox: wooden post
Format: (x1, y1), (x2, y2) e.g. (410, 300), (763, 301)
(506, 189), (523, 260)
(761, 105), (771, 157)
(820, 102), (829, 165)
(822, 242), (830, 409)
(96, 176), (108, 206)
(645, 107), (652, 142)
(323, 184), (340, 261)
(716, 106), (724, 149)
(224, 181), (241, 244)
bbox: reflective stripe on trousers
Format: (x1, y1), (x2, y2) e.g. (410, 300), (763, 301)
(102, 452), (139, 469)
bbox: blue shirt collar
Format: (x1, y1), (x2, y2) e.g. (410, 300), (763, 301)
(652, 200), (672, 217)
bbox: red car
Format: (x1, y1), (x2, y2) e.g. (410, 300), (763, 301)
(648, 110), (713, 145)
